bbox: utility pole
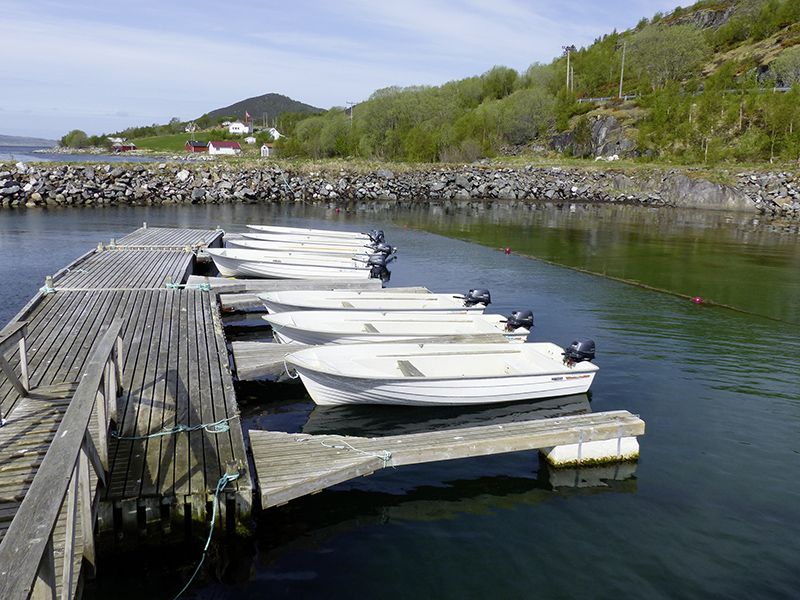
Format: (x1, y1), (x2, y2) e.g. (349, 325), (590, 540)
(346, 101), (356, 127)
(562, 45), (576, 93)
(618, 41), (627, 99)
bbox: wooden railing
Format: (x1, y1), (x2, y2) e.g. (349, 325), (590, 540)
(0, 318), (124, 600)
(0, 321), (30, 418)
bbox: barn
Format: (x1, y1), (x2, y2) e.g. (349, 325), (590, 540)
(185, 140), (208, 153)
(207, 141), (242, 155)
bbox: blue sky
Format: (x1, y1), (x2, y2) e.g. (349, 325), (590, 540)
(1, 0), (679, 139)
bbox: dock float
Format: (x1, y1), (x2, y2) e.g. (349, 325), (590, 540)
(250, 410), (645, 508)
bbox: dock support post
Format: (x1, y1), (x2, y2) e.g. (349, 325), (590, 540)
(78, 445), (96, 579)
(31, 535), (57, 600)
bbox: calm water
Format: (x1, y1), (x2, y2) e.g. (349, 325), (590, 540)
(0, 145), (161, 163)
(1, 204), (799, 599)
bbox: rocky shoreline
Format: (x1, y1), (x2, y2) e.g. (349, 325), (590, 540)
(1, 162), (799, 219)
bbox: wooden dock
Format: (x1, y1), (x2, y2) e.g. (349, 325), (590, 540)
(0, 223), (648, 599)
(0, 226), (250, 599)
(250, 411), (645, 508)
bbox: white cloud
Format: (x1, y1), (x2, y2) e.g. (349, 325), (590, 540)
(0, 0), (684, 138)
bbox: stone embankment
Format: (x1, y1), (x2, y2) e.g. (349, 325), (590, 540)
(1, 162), (798, 218)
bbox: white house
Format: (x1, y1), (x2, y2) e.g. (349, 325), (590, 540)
(260, 143), (273, 158)
(228, 121), (252, 135)
(266, 127), (282, 140)
(208, 141), (242, 155)
(244, 136), (256, 144)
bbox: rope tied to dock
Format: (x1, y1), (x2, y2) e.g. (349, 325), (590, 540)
(172, 469), (241, 599)
(164, 282), (212, 291)
(282, 357), (300, 379)
(111, 415), (239, 440)
(300, 436), (393, 468)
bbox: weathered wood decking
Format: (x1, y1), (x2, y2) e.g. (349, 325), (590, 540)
(0, 226), (250, 599)
(250, 411), (646, 508)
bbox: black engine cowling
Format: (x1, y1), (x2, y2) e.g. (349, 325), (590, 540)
(368, 229), (385, 244)
(463, 288), (491, 307)
(505, 310), (534, 331)
(373, 242), (395, 256)
(563, 338), (596, 363)
(368, 253), (394, 281)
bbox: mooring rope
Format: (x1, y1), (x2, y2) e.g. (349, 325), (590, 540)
(165, 282), (212, 291)
(172, 469), (241, 599)
(282, 357), (300, 379)
(110, 415), (239, 441)
(297, 436), (393, 468)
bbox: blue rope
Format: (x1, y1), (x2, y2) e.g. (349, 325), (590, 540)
(172, 470), (241, 599)
(165, 282), (212, 291)
(110, 416), (238, 441)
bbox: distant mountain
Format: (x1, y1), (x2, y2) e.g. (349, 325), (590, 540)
(0, 133), (57, 147)
(202, 93), (323, 123)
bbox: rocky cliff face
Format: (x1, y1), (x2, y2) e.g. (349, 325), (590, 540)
(1, 161), (798, 219)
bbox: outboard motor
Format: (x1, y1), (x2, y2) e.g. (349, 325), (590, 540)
(368, 253), (394, 282)
(368, 229), (386, 244)
(563, 338), (596, 365)
(373, 242), (396, 256)
(505, 310), (534, 331)
(463, 288), (491, 307)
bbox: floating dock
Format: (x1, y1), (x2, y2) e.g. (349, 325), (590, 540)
(0, 224), (646, 599)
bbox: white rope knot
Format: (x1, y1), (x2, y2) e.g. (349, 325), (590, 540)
(283, 357), (300, 379)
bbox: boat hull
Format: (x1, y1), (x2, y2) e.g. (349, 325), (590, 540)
(265, 312), (528, 345)
(210, 252), (374, 280)
(261, 298), (484, 314)
(247, 224), (370, 240)
(292, 367), (596, 406)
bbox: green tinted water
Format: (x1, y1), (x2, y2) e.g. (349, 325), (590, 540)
(394, 204), (800, 324)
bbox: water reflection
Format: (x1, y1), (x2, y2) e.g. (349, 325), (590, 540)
(303, 393), (593, 437)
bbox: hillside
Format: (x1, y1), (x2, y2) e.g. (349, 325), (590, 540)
(275, 0), (800, 166)
(202, 93), (322, 123)
(0, 134), (57, 147)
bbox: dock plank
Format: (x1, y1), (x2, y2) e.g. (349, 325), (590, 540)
(250, 411), (645, 508)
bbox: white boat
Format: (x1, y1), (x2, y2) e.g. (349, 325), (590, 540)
(227, 238), (377, 256)
(264, 311), (530, 345)
(207, 248), (375, 280)
(285, 342), (599, 406)
(213, 247), (372, 267)
(258, 290), (491, 314)
(247, 224), (372, 240)
(242, 232), (376, 249)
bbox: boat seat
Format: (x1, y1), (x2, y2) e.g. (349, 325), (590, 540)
(363, 323), (379, 333)
(397, 360), (425, 377)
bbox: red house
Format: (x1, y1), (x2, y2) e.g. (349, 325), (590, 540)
(112, 143), (137, 152)
(185, 140), (208, 153)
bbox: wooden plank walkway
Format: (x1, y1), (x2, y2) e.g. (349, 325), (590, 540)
(117, 226), (224, 248)
(53, 249), (194, 290)
(250, 411), (645, 508)
(0, 226), (252, 598)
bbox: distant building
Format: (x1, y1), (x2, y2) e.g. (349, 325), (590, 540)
(266, 127), (282, 140)
(244, 136), (256, 144)
(112, 142), (136, 152)
(228, 121), (252, 135)
(260, 143), (273, 158)
(185, 140), (208, 153)
(208, 141), (242, 155)
(107, 136), (125, 144)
